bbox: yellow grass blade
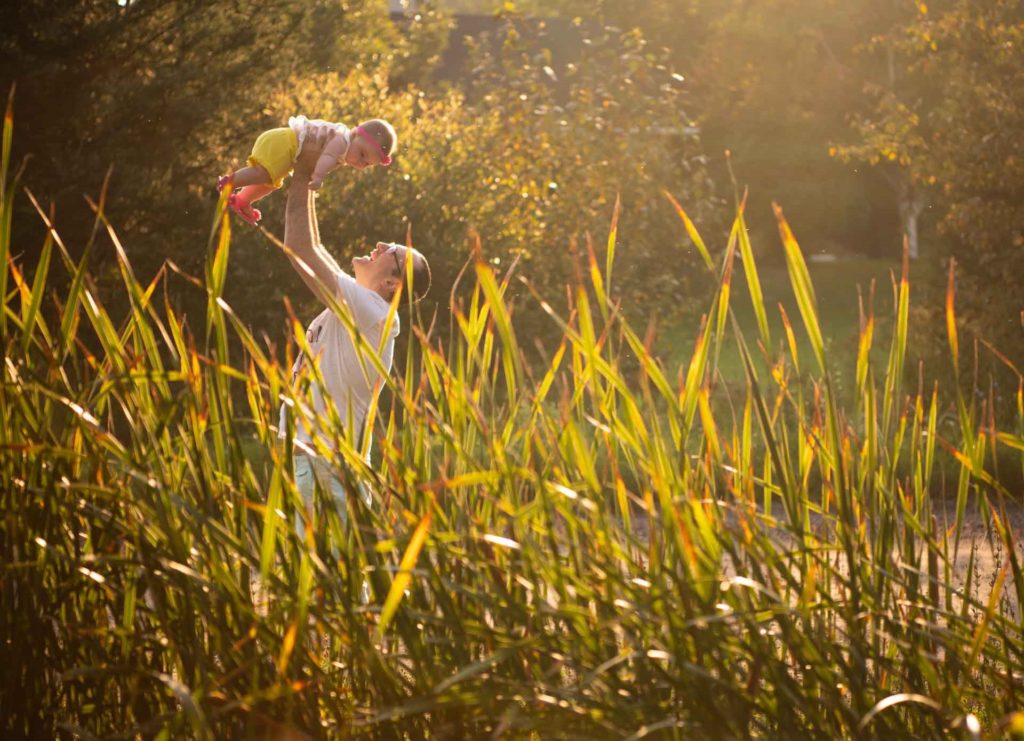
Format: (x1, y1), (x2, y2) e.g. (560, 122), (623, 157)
(773, 203), (825, 375)
(946, 257), (959, 378)
(277, 621), (299, 674)
(883, 241), (910, 435)
(778, 304), (800, 375)
(855, 289), (875, 395)
(697, 386), (721, 462)
(736, 193), (771, 348)
(714, 229), (738, 369)
(585, 232), (607, 320)
(378, 509), (433, 636)
(606, 193), (620, 297)
(680, 315), (712, 437)
(475, 262), (520, 402)
(664, 189), (715, 272)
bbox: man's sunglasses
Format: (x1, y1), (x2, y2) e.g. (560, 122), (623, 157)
(388, 244), (404, 276)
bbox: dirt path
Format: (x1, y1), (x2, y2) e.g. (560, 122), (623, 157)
(635, 496), (1024, 620)
(766, 497), (1024, 619)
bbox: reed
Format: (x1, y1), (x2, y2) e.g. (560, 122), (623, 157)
(3, 93), (1022, 739)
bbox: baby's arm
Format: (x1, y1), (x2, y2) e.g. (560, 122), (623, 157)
(308, 135), (349, 190)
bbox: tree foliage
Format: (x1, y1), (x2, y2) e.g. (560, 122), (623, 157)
(538, 0), (916, 258)
(834, 0), (1024, 355)
(231, 17), (714, 341)
(3, 2), (712, 349)
(0, 0), (444, 329)
(527, 0), (1024, 360)
(909, 1), (1023, 350)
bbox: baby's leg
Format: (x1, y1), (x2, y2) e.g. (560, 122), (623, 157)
(227, 183), (276, 225)
(233, 183), (276, 208)
(228, 165), (273, 189)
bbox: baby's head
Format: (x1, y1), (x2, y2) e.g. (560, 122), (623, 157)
(348, 119), (397, 170)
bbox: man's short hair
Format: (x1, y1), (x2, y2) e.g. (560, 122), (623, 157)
(392, 245), (431, 303)
(408, 249), (431, 303)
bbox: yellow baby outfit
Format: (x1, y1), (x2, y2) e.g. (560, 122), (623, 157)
(247, 116), (350, 188)
(248, 128), (299, 188)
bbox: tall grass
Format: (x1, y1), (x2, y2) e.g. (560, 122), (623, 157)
(4, 94), (1024, 739)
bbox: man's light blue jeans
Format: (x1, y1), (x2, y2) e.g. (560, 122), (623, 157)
(293, 453), (350, 528)
(292, 453), (372, 603)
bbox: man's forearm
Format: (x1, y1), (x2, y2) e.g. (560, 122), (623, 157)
(283, 182), (315, 258)
(307, 186), (322, 254)
(282, 178), (344, 300)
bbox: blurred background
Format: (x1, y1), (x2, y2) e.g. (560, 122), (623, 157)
(2, 0), (1021, 375)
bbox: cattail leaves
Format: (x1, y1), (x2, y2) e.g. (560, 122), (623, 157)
(774, 202), (826, 375)
(1, 85), (12, 203)
(11, 233), (52, 353)
(947, 257), (959, 378)
(736, 193), (771, 350)
(883, 240), (911, 437)
(605, 193), (621, 305)
(0, 88), (13, 340)
(3, 118), (1024, 739)
(664, 189), (714, 272)
(378, 508), (432, 637)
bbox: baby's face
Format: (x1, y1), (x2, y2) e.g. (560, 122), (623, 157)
(345, 136), (383, 170)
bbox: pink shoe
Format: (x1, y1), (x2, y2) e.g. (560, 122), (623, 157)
(228, 193), (261, 225)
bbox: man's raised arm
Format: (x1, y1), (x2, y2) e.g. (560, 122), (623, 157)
(281, 144), (345, 306)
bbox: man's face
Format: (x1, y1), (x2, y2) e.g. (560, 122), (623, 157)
(352, 242), (408, 289)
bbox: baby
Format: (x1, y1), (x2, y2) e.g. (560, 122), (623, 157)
(218, 115), (396, 225)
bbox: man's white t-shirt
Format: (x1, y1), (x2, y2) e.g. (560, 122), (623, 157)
(279, 269), (399, 459)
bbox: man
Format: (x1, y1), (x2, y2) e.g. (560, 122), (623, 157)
(277, 138), (431, 529)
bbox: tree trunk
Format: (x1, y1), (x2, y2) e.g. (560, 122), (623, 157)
(897, 178), (925, 260)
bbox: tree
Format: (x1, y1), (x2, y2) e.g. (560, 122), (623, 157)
(253, 17), (715, 344)
(4, 2), (715, 352)
(898, 0), (1023, 352)
(829, 1), (952, 262)
(0, 0), (437, 268)
(826, 0), (1024, 371)
(538, 0), (922, 259)
(1, 0), (451, 353)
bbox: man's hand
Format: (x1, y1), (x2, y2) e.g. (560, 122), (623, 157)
(293, 126), (337, 183)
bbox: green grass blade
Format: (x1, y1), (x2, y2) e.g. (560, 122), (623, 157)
(883, 242), (910, 435)
(773, 203), (825, 375)
(736, 195), (771, 348)
(259, 468), (284, 583)
(606, 193), (620, 299)
(664, 189), (715, 272)
(20, 232), (52, 354)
